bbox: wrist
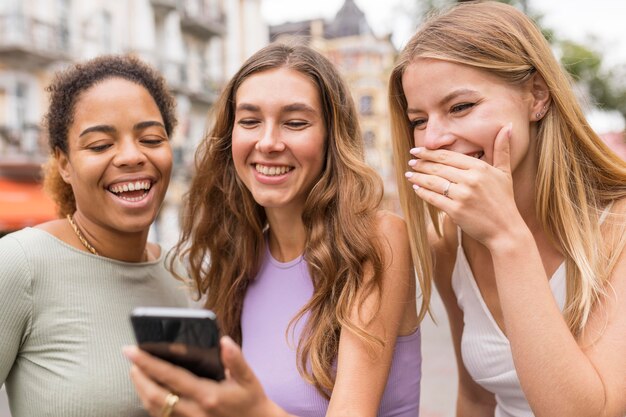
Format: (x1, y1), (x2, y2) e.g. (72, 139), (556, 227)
(262, 399), (292, 417)
(485, 224), (534, 256)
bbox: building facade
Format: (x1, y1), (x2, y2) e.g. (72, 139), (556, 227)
(269, 0), (399, 209)
(0, 0), (268, 244)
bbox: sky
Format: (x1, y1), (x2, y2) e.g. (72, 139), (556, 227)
(260, 0), (626, 64)
(260, 0), (626, 132)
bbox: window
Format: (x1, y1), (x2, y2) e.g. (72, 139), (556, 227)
(359, 95), (373, 115)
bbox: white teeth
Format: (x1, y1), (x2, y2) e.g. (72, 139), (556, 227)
(109, 181), (152, 194)
(255, 164), (291, 176)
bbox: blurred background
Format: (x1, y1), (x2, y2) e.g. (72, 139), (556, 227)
(1, 1), (625, 416)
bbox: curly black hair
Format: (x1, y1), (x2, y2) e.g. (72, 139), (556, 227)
(43, 54), (178, 216)
(45, 54), (177, 153)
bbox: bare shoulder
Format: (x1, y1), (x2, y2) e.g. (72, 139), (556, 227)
(374, 210), (409, 241)
(372, 211), (412, 274)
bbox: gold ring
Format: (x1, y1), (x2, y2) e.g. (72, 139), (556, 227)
(161, 392), (179, 417)
(443, 181), (452, 198)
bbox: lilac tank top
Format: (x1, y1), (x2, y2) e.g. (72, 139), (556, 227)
(241, 245), (421, 417)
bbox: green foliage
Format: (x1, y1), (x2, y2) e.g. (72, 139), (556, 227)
(559, 40), (626, 120)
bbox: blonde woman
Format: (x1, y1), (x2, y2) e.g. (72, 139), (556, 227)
(390, 2), (626, 417)
(126, 43), (426, 417)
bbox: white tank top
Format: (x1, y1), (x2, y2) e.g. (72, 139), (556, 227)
(450, 207), (610, 417)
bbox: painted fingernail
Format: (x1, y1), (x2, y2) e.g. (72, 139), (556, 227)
(123, 346), (138, 360)
(412, 184), (420, 190)
(408, 159), (417, 166)
(405, 171), (413, 178)
(410, 147), (424, 155)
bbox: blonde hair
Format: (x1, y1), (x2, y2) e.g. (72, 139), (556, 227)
(389, 1), (626, 335)
(171, 43), (389, 396)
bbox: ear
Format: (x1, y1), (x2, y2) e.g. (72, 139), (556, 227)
(55, 148), (73, 184)
(529, 72), (551, 121)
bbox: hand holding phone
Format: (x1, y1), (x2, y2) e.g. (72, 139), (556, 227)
(130, 307), (225, 380)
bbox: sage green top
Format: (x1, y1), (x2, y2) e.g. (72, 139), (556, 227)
(0, 228), (189, 417)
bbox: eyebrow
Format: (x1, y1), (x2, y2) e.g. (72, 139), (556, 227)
(406, 88), (479, 114)
(78, 121), (165, 137)
(235, 102), (317, 114)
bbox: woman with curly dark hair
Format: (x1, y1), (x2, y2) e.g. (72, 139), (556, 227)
(0, 55), (188, 417)
(126, 43), (425, 417)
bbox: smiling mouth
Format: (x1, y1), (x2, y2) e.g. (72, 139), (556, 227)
(108, 180), (153, 202)
(255, 164), (293, 176)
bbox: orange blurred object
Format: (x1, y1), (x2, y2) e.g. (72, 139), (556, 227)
(0, 177), (58, 231)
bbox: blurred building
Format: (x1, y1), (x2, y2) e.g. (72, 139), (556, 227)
(0, 0), (268, 243)
(269, 0), (399, 210)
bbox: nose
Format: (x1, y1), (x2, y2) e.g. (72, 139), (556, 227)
(420, 117), (456, 150)
(255, 125), (285, 154)
(113, 138), (146, 167)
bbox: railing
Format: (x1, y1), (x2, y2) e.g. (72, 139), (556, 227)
(0, 124), (47, 161)
(0, 14), (69, 57)
(179, 0), (226, 37)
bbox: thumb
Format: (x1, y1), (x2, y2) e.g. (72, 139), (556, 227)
(493, 122), (513, 173)
(220, 336), (257, 387)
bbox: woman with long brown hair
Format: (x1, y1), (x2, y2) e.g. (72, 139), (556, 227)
(391, 2), (626, 416)
(126, 42), (426, 417)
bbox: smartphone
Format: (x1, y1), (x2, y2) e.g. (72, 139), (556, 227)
(130, 307), (225, 381)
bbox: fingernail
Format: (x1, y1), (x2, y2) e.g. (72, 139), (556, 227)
(408, 159), (417, 167)
(123, 345), (138, 360)
(405, 171), (413, 178)
(410, 147), (423, 155)
(412, 184), (420, 190)
(221, 335), (237, 348)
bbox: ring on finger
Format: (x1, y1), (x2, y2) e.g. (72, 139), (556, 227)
(161, 392), (179, 417)
(443, 181), (452, 198)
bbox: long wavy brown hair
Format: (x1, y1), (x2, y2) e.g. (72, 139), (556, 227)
(171, 43), (388, 396)
(389, 1), (626, 336)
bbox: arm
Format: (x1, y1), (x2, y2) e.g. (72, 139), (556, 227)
(126, 213), (416, 417)
(487, 201), (626, 417)
(125, 338), (293, 417)
(430, 219), (496, 417)
(327, 212), (418, 417)
(408, 127), (626, 417)
(0, 236), (33, 385)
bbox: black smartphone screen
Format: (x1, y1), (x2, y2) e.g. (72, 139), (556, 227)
(130, 307), (225, 381)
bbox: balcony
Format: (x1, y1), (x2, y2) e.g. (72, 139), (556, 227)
(150, 0), (178, 19)
(0, 124), (48, 163)
(180, 0), (226, 39)
(0, 14), (70, 68)
(158, 59), (219, 105)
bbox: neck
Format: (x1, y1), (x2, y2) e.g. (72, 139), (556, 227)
(70, 211), (151, 262)
(265, 207), (306, 262)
